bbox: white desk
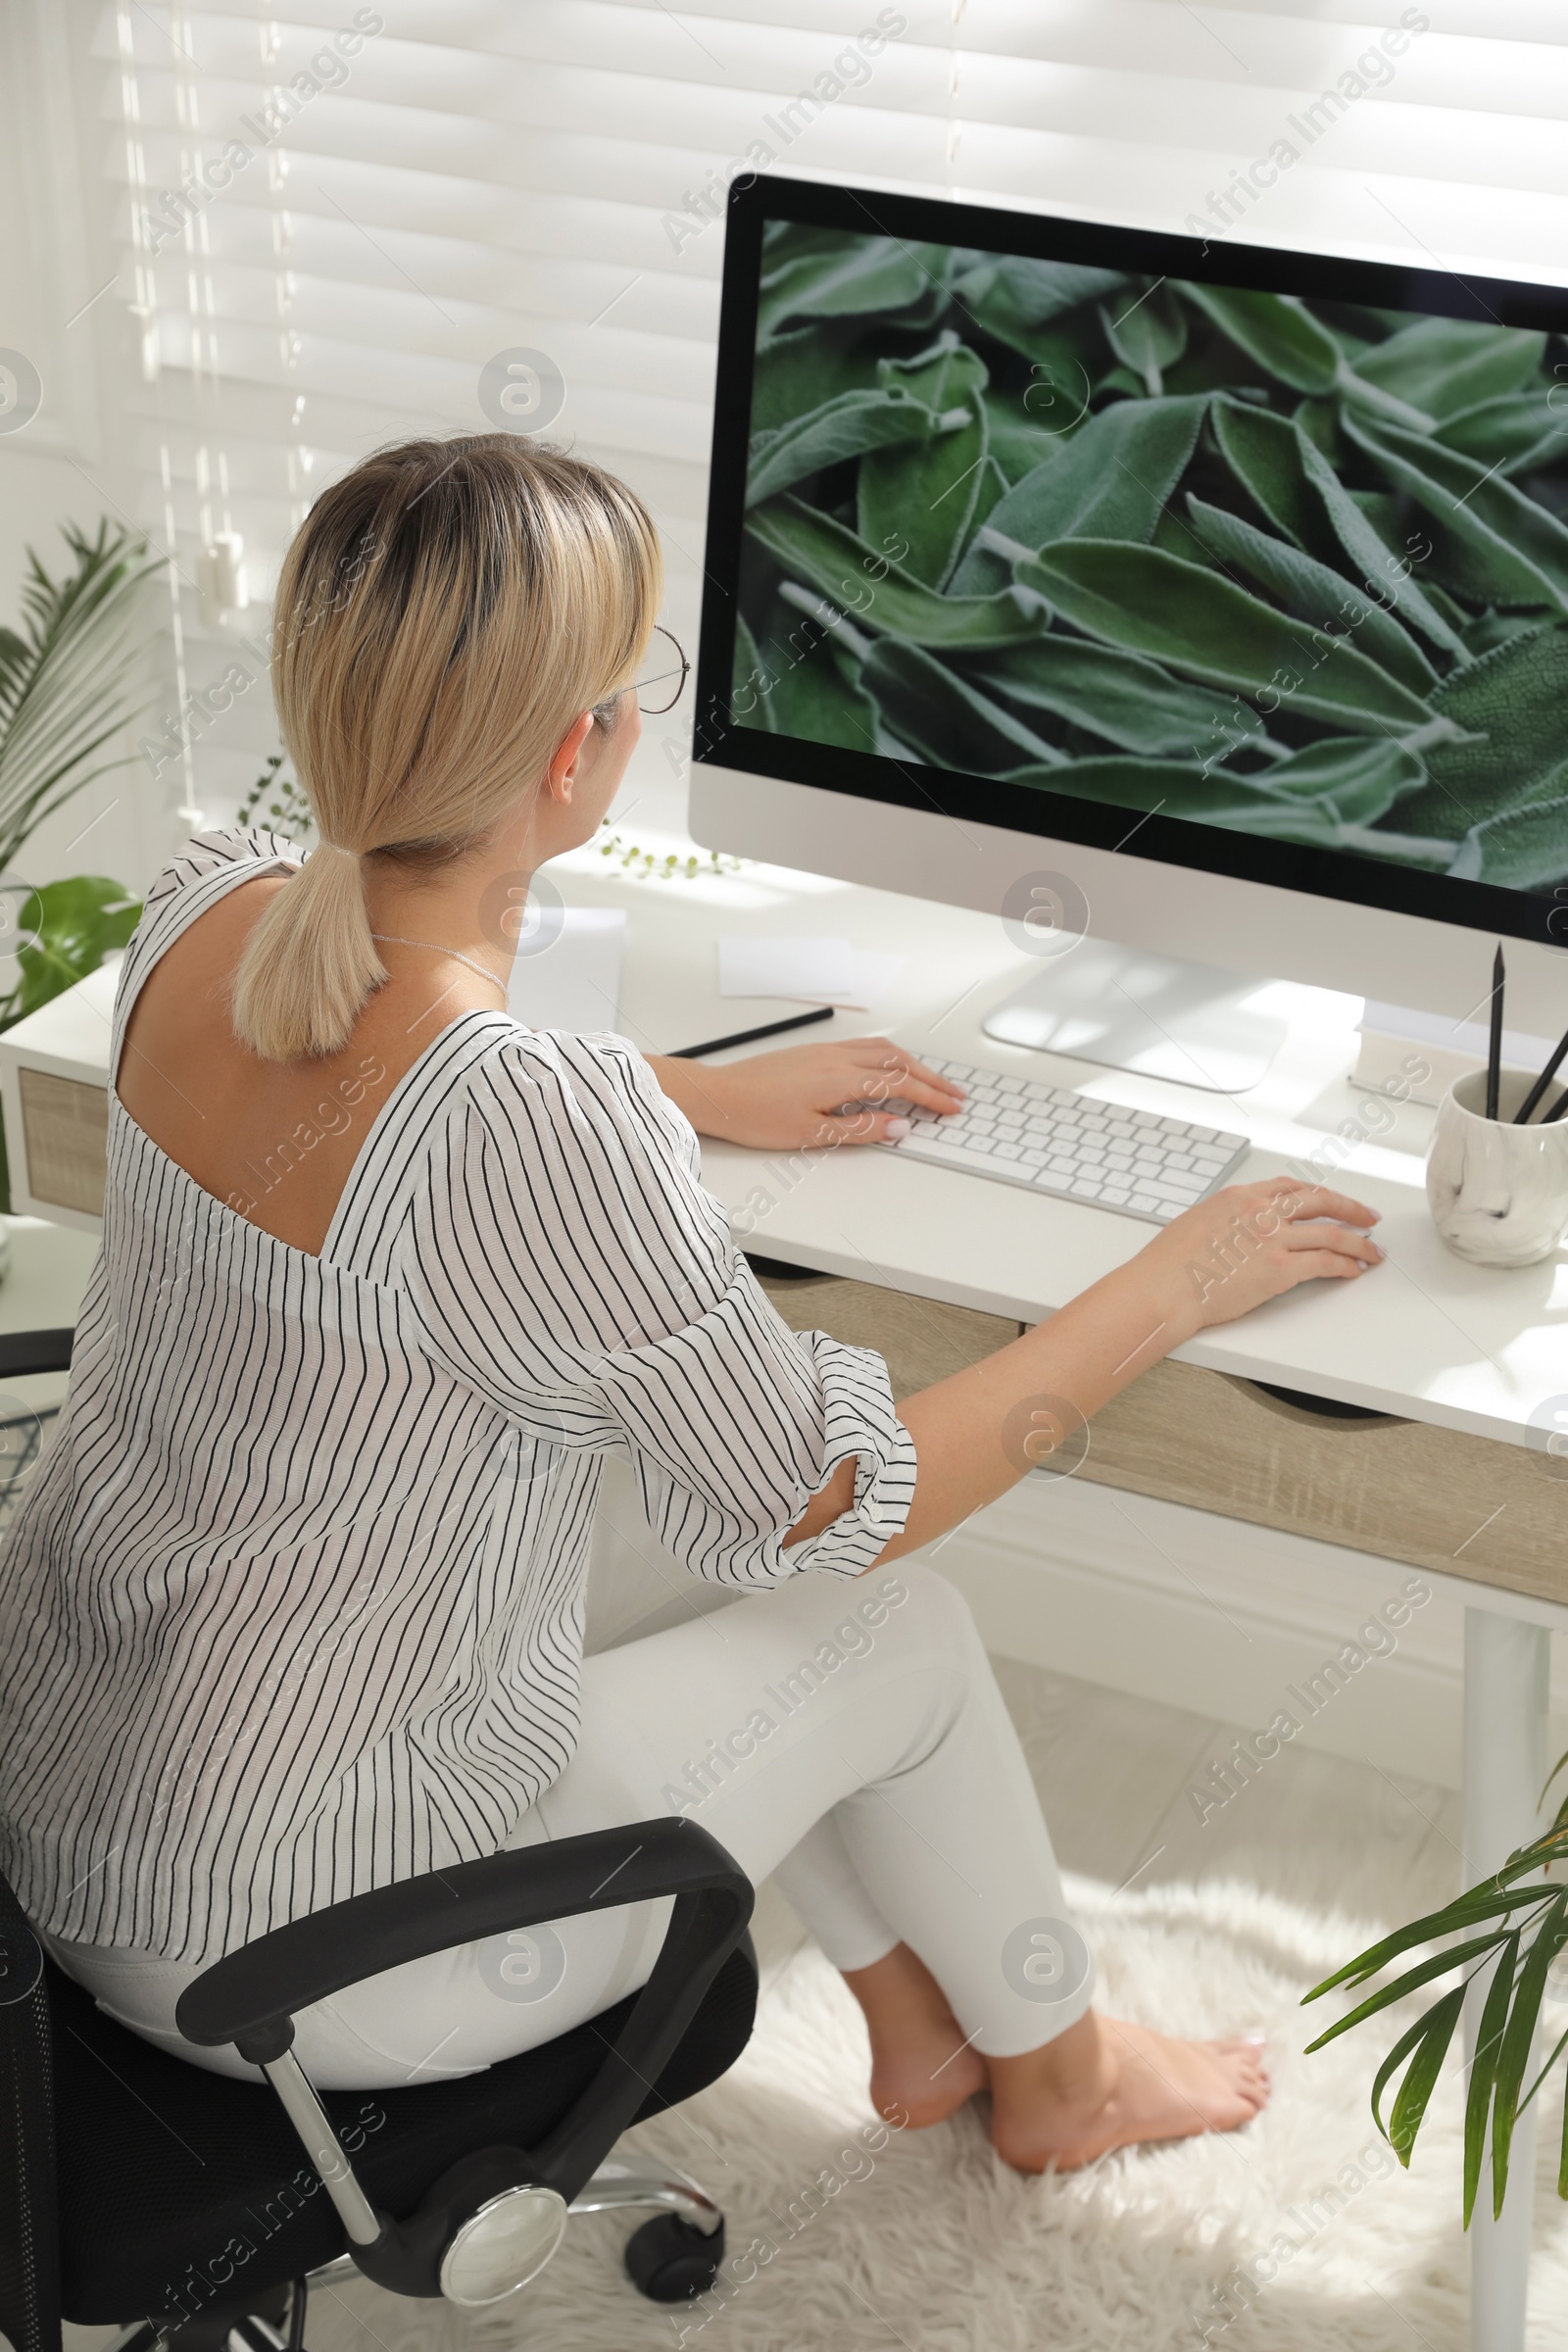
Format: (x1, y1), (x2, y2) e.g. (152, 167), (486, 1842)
(555, 843), (1567, 1448)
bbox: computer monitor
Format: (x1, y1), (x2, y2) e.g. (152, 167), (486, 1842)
(688, 174), (1568, 1088)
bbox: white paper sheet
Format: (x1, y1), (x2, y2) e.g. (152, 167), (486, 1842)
(716, 935), (903, 1010)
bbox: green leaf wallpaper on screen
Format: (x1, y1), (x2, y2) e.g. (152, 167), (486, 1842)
(733, 226), (1568, 890)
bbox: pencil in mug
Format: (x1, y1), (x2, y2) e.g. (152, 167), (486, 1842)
(1516, 1010), (1568, 1124)
(1484, 943), (1504, 1122)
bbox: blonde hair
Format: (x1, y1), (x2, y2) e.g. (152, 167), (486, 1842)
(232, 434), (662, 1061)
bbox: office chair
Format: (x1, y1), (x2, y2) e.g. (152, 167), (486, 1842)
(0, 1327), (758, 2352)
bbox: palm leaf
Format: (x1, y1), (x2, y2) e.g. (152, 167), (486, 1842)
(1465, 1931), (1519, 2225)
(1490, 1888), (1568, 2218)
(1371, 2002), (1448, 2152)
(1519, 2020), (1568, 2121)
(1385, 1984), (1467, 2165)
(1310, 1800), (1568, 2222)
(1301, 1929), (1505, 2053)
(1304, 1860), (1567, 2002)
(0, 519), (161, 876)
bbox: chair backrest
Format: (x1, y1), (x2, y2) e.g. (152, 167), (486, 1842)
(0, 1866), (60, 2352)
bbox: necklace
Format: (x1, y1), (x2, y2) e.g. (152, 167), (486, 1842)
(370, 933), (508, 1000)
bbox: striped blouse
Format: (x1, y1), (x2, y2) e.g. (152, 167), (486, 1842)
(0, 829), (915, 1964)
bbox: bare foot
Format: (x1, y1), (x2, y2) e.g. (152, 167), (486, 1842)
(841, 1943), (989, 2128)
(988, 2012), (1270, 2173)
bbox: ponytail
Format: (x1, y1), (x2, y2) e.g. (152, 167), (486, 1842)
(230, 433), (662, 1061)
(231, 840), (385, 1063)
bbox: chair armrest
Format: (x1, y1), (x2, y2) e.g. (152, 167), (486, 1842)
(0, 1330), (74, 1378)
(175, 1817), (747, 2055)
(173, 1818), (753, 2281)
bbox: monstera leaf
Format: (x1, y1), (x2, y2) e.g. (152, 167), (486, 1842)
(0, 875), (141, 1029)
(0, 874), (142, 1214)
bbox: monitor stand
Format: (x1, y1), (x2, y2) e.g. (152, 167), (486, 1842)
(981, 941), (1289, 1095)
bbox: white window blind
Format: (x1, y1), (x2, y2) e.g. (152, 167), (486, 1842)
(90, 0), (1568, 824)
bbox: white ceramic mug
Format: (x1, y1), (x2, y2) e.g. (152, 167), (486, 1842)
(1426, 1067), (1568, 1266)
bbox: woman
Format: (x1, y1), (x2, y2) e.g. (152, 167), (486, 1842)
(0, 436), (1382, 2172)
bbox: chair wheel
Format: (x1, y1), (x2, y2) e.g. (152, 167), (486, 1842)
(624, 2212), (726, 2301)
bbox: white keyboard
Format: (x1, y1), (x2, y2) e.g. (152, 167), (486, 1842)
(877, 1054), (1250, 1225)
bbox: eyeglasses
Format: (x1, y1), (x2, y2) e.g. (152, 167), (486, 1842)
(631, 625), (690, 714)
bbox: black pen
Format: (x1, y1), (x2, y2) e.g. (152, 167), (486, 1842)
(668, 1004), (835, 1059)
(1485, 943), (1504, 1122)
(1515, 1013), (1568, 1123)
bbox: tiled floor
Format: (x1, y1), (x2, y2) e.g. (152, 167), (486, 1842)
(988, 1651), (1467, 1926)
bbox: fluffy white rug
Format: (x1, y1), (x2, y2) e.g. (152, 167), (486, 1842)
(314, 1871), (1568, 2352)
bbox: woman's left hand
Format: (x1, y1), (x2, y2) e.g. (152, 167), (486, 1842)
(649, 1036), (964, 1151)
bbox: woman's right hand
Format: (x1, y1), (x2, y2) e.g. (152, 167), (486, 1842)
(1142, 1176), (1385, 1336)
(800, 1175), (1385, 1567)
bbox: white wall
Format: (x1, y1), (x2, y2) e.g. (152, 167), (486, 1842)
(937, 1473), (1568, 1795)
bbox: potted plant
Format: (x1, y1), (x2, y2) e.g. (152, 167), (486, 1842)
(1303, 1754), (1568, 2221)
(0, 518), (160, 1221)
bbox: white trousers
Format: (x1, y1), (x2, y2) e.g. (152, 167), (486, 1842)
(52, 1563), (1094, 2088)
